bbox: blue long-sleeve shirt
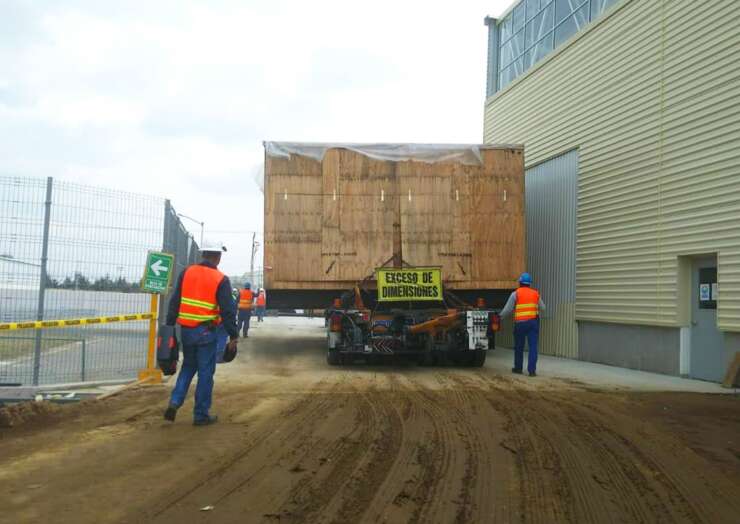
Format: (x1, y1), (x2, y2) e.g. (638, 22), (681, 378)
(499, 288), (547, 320)
(166, 261), (238, 338)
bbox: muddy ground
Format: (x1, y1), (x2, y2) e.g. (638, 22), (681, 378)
(1, 317), (738, 524)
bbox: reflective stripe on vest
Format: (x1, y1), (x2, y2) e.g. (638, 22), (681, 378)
(239, 289), (254, 310)
(514, 287), (540, 322)
(177, 265), (224, 328)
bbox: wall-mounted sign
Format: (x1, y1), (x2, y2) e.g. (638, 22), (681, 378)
(699, 267), (717, 310)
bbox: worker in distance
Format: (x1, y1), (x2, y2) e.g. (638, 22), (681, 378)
(237, 282), (256, 337)
(499, 272), (545, 377)
(163, 241), (238, 426)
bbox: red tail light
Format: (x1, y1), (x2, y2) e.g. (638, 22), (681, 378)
(489, 312), (501, 332)
(168, 336), (176, 349)
(330, 313), (343, 332)
(157, 336), (162, 349)
(476, 297), (486, 308)
(361, 311), (369, 322)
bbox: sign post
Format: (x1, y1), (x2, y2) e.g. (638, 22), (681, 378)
(138, 251), (175, 383)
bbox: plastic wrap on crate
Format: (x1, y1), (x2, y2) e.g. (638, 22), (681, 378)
(263, 142), (522, 166)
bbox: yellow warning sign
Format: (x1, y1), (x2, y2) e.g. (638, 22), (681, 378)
(0, 313), (157, 331)
(376, 267), (442, 302)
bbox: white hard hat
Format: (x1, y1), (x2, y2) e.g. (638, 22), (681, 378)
(200, 240), (227, 253)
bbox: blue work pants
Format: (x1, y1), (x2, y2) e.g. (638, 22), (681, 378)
(238, 309), (252, 335)
(513, 318), (539, 374)
(169, 326), (217, 421)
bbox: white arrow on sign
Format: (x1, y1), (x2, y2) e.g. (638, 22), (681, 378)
(151, 259), (169, 277)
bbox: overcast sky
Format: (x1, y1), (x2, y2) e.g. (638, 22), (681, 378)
(1, 0), (512, 275)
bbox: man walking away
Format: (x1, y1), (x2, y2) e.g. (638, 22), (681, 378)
(238, 283), (255, 336)
(256, 288), (266, 322)
(163, 241), (238, 426)
(499, 272), (546, 377)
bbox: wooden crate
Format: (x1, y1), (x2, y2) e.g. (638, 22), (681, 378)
(264, 144), (525, 292)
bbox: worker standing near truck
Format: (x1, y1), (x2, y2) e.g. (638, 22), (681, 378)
(163, 242), (238, 426)
(238, 283), (255, 337)
(256, 288), (266, 322)
(499, 272), (546, 377)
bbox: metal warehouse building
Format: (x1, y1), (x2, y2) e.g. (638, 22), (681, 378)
(483, 0), (740, 382)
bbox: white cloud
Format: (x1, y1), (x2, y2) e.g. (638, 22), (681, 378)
(0, 0), (513, 274)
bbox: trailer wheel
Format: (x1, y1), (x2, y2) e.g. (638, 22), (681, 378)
(327, 350), (341, 366)
(471, 349), (487, 367)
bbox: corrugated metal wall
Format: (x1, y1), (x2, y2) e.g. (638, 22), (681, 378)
(526, 151), (578, 357)
(484, 0), (740, 332)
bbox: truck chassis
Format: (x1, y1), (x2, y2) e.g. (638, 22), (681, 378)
(326, 306), (500, 367)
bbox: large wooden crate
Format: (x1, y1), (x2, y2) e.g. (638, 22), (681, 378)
(264, 143), (525, 298)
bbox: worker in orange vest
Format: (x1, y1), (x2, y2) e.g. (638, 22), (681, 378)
(255, 288), (266, 322)
(163, 241), (238, 426)
(499, 272), (546, 377)
(238, 282), (255, 337)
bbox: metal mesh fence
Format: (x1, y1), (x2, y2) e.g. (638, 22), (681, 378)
(0, 176), (198, 386)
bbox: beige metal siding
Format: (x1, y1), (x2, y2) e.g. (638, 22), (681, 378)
(484, 0), (740, 331)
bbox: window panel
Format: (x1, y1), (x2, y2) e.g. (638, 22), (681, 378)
(554, 4), (589, 48)
(499, 65), (514, 90)
(555, 0), (588, 24)
(513, 3), (526, 32)
(523, 34), (553, 68)
(512, 56), (525, 77)
(500, 14), (513, 42)
(526, 0), (541, 21)
(591, 0), (618, 18)
(525, 2), (554, 49)
(511, 29), (525, 59)
(500, 39), (514, 68)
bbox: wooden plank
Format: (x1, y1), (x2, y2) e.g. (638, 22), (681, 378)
(264, 153), (322, 286)
(469, 148), (525, 284)
(322, 149), (397, 281)
(397, 159), (471, 281)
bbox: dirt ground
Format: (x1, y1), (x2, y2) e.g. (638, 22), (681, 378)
(1, 318), (739, 524)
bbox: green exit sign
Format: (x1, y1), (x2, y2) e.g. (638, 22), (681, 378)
(142, 251), (175, 293)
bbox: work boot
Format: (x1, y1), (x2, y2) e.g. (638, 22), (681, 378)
(511, 368), (523, 374)
(194, 415), (218, 426)
(529, 371), (537, 377)
(163, 406), (177, 422)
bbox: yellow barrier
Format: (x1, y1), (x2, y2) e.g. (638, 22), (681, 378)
(1, 303), (164, 385)
(0, 313), (157, 331)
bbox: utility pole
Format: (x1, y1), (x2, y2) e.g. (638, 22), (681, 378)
(249, 233), (257, 286)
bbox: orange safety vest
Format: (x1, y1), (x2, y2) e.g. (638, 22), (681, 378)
(514, 287), (540, 322)
(239, 289), (254, 310)
(256, 292), (266, 307)
(176, 265), (224, 327)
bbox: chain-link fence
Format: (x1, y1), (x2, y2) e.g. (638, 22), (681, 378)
(0, 176), (198, 386)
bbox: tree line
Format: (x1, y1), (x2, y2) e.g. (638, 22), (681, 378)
(46, 273), (141, 292)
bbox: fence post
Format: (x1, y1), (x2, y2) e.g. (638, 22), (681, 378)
(32, 176), (53, 386)
(81, 339), (86, 382)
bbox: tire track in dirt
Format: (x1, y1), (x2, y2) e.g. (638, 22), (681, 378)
(474, 370), (739, 524)
(387, 370), (511, 523)
(147, 376), (348, 520)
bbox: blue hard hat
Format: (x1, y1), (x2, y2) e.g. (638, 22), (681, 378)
(519, 272), (532, 285)
(244, 282), (251, 289)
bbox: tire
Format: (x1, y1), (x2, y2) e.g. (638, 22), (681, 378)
(327, 350), (341, 366)
(471, 349), (487, 367)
